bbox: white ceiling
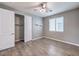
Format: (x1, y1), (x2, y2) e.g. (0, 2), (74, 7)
(0, 2), (79, 17)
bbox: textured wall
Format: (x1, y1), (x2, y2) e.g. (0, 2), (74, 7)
(43, 8), (79, 44)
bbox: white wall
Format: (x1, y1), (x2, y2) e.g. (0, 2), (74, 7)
(43, 8), (79, 45)
(32, 16), (43, 39)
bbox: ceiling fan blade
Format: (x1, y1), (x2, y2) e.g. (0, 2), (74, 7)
(25, 5), (40, 9)
(24, 2), (43, 9)
(43, 6), (52, 13)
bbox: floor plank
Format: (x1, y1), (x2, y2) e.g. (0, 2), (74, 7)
(0, 38), (79, 56)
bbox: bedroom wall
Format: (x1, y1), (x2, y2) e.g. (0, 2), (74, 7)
(43, 8), (79, 45)
(32, 16), (43, 39)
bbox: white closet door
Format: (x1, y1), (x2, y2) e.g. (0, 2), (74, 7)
(24, 15), (32, 42)
(0, 8), (15, 50)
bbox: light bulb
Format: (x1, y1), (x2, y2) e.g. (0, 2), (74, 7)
(40, 9), (46, 13)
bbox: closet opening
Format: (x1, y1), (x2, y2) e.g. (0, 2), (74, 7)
(15, 14), (24, 43)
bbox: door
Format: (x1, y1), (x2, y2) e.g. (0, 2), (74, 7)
(24, 15), (32, 42)
(0, 8), (15, 50)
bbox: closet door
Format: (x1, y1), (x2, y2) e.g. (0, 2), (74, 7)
(0, 8), (15, 50)
(24, 15), (32, 42)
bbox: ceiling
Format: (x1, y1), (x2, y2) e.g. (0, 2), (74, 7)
(0, 2), (79, 17)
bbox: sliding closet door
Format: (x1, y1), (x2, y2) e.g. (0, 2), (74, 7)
(24, 15), (32, 42)
(0, 8), (15, 50)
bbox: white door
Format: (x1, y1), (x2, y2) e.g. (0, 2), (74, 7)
(0, 8), (15, 50)
(24, 15), (32, 42)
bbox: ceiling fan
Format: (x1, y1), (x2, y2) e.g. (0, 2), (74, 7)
(26, 2), (53, 13)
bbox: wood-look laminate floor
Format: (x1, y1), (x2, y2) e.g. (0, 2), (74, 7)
(0, 38), (79, 56)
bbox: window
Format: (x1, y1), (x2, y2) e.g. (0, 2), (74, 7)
(49, 18), (55, 31)
(56, 17), (64, 32)
(49, 16), (64, 32)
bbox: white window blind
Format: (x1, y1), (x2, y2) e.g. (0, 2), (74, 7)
(49, 18), (55, 31)
(49, 16), (64, 32)
(56, 17), (64, 32)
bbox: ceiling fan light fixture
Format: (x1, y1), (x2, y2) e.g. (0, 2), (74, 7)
(40, 9), (46, 13)
(33, 2), (53, 13)
(42, 3), (46, 9)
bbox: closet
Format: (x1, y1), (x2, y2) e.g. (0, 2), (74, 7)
(15, 14), (24, 42)
(15, 14), (32, 43)
(0, 8), (32, 51)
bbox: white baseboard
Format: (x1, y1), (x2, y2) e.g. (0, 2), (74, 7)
(32, 37), (43, 40)
(24, 37), (43, 43)
(43, 36), (79, 47)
